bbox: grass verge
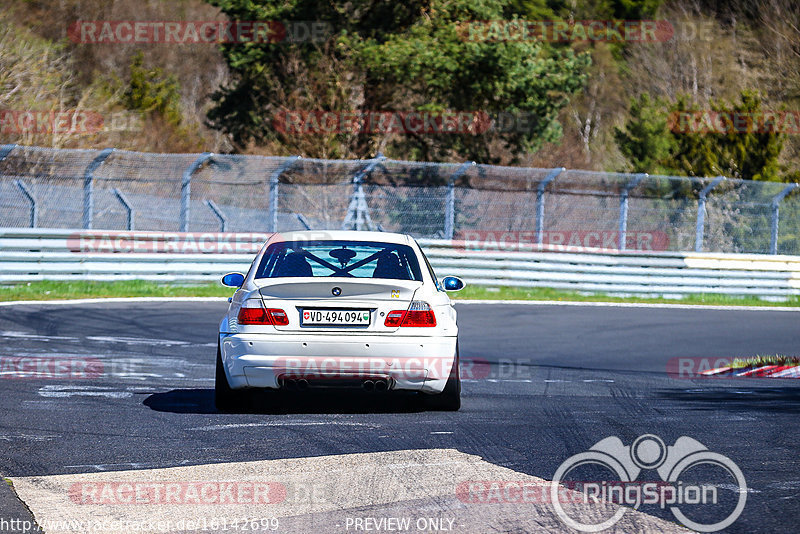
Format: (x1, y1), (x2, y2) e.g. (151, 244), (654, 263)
(0, 281), (799, 307)
(453, 285), (800, 307)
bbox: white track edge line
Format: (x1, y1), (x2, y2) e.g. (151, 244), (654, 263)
(0, 297), (229, 306)
(452, 299), (800, 311)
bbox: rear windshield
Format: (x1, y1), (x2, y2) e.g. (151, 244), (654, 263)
(255, 240), (424, 281)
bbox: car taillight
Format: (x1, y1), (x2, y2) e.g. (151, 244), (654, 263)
(384, 310), (406, 327)
(267, 308), (289, 326)
(238, 303), (289, 326)
(384, 301), (436, 327)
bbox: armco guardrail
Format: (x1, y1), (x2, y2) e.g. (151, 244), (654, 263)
(1, 229), (799, 298)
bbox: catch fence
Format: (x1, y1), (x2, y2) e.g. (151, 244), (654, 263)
(1, 144), (798, 255)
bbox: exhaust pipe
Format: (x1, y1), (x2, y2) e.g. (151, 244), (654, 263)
(362, 380), (375, 392)
(374, 379), (388, 392)
(281, 378), (298, 390)
(297, 378), (309, 391)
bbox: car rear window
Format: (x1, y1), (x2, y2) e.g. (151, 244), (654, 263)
(255, 240), (424, 281)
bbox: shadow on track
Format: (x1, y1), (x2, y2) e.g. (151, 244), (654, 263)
(143, 388), (426, 414)
(657, 386), (800, 413)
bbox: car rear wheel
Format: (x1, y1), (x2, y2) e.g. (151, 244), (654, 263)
(215, 345), (249, 412)
(423, 343), (461, 411)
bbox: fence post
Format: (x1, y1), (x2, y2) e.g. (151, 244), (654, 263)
(618, 173), (647, 250)
(268, 156), (301, 233)
(13, 180), (36, 227)
(770, 183), (799, 255)
(204, 199), (227, 232)
(181, 152), (213, 232)
(695, 176), (725, 252)
(112, 188), (134, 231)
(445, 161), (475, 239)
(83, 148), (114, 229)
(342, 154), (386, 231)
(535, 167), (564, 245)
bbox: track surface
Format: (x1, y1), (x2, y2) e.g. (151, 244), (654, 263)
(1, 301), (799, 532)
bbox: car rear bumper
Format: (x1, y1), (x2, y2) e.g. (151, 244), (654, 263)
(219, 333), (457, 393)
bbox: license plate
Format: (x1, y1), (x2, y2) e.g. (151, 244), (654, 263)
(301, 309), (370, 326)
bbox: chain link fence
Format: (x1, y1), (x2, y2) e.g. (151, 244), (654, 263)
(1, 144), (798, 255)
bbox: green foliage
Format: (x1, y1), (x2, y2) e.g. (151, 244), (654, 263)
(615, 90), (786, 181)
(207, 0), (590, 162)
(613, 93), (674, 173)
(554, 0), (663, 19)
(123, 52), (182, 126)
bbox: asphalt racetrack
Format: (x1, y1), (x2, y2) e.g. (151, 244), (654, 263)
(1, 300), (798, 533)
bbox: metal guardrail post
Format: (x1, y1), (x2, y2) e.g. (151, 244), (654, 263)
(770, 183), (799, 255)
(342, 154), (386, 231)
(83, 148), (114, 229)
(112, 188), (134, 230)
(618, 173), (647, 250)
(695, 176), (726, 252)
(180, 152), (213, 232)
(204, 199), (227, 232)
(535, 167), (564, 245)
(14, 180), (37, 228)
(0, 144), (17, 162)
(268, 156), (301, 233)
(444, 161), (475, 239)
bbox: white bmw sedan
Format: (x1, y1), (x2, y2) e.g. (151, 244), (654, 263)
(216, 231), (464, 411)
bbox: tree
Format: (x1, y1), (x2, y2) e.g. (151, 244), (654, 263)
(615, 90), (785, 181)
(613, 93), (674, 173)
(206, 0), (590, 162)
(124, 52), (182, 127)
(670, 91), (784, 181)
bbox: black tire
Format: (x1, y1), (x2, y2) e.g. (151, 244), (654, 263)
(424, 343), (461, 411)
(215, 345), (248, 412)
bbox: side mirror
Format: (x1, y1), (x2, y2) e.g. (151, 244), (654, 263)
(442, 276), (465, 292)
(221, 272), (245, 287)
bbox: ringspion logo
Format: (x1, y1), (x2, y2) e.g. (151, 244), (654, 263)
(552, 434), (746, 532)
